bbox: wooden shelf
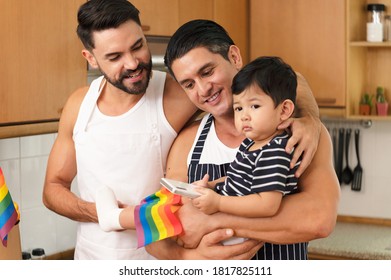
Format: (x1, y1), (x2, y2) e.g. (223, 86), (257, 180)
(347, 115), (391, 121)
(346, 0), (391, 120)
(0, 121), (59, 139)
(350, 41), (391, 47)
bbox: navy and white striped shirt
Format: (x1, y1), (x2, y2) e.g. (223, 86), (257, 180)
(216, 132), (299, 197)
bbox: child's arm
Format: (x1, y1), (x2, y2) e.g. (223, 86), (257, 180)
(219, 191), (283, 218)
(193, 189), (283, 218)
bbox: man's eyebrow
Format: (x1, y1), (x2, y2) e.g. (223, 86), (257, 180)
(178, 62), (214, 86)
(104, 38), (144, 58)
(130, 38), (144, 49)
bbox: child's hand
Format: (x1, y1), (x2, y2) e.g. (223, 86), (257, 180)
(192, 187), (220, 215)
(192, 174), (210, 188)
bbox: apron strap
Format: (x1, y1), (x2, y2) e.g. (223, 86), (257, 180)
(74, 76), (105, 133)
(190, 114), (214, 164)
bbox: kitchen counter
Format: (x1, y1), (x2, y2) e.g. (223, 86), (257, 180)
(308, 222), (391, 260)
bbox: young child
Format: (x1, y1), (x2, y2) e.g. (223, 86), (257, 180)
(191, 56), (300, 219)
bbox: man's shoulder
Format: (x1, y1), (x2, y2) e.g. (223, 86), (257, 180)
(66, 86), (90, 113)
(163, 73), (182, 94)
(59, 86), (90, 131)
(179, 119), (202, 137)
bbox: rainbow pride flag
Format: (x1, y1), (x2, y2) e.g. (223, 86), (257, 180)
(134, 187), (182, 248)
(0, 168), (20, 247)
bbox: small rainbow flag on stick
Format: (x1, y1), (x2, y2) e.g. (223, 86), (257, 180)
(0, 168), (20, 247)
(134, 187), (182, 248)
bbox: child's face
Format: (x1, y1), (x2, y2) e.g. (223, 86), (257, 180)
(233, 85), (282, 142)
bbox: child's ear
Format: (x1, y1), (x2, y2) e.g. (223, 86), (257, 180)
(280, 100), (295, 121)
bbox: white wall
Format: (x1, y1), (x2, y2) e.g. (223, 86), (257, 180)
(323, 120), (391, 219)
(0, 120), (390, 256)
(0, 133), (77, 256)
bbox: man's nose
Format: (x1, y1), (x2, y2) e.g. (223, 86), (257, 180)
(124, 53), (138, 70)
(197, 80), (212, 97)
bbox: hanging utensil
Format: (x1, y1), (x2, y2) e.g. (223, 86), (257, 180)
(336, 128), (345, 183)
(341, 128), (353, 185)
(352, 129), (363, 191)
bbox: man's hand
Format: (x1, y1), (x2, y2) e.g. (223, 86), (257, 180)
(177, 199), (214, 248)
(278, 114), (322, 177)
(186, 229), (263, 259)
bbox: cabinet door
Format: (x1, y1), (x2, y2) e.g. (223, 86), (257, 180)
(0, 0), (86, 129)
(131, 0), (179, 36)
(179, 0), (213, 24)
(214, 0), (249, 64)
(250, 0), (346, 108)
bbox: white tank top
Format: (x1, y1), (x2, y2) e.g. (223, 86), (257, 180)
(187, 114), (237, 166)
(73, 70), (176, 259)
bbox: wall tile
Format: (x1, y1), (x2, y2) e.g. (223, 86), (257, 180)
(20, 207), (57, 255)
(0, 137), (20, 160)
(55, 215), (77, 253)
(20, 134), (55, 158)
(20, 156), (48, 209)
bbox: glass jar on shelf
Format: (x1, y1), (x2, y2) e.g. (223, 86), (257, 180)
(367, 3), (386, 42)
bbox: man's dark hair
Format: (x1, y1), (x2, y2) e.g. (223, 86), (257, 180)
(232, 56), (297, 107)
(76, 0), (141, 50)
(164, 19), (235, 79)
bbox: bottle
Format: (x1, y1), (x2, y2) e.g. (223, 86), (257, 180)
(22, 251), (32, 260)
(31, 248), (46, 260)
(367, 3), (386, 42)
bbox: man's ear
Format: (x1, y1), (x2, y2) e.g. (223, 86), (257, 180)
(280, 99), (295, 121)
(82, 49), (98, 69)
(228, 45), (243, 70)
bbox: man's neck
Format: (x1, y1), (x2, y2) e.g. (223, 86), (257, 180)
(213, 114), (244, 148)
(97, 81), (144, 116)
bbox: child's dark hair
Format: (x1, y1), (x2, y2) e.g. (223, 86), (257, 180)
(232, 56), (297, 107)
(76, 0), (141, 50)
(164, 19), (235, 79)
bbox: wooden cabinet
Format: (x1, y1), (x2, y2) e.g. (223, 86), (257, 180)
(213, 0), (249, 63)
(131, 0), (213, 36)
(132, 0), (249, 63)
(0, 0), (87, 138)
(347, 0), (391, 120)
(130, 0), (180, 36)
(250, 0), (346, 109)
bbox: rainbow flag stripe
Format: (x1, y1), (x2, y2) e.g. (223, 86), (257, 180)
(134, 187), (182, 248)
(0, 168), (20, 247)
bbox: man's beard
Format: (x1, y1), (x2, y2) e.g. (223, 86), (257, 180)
(102, 59), (152, 95)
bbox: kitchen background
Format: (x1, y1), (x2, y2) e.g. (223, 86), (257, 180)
(1, 0), (391, 258)
(1, 120), (390, 256)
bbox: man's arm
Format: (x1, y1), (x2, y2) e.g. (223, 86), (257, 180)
(42, 87), (97, 223)
(280, 72), (322, 177)
(146, 229), (262, 260)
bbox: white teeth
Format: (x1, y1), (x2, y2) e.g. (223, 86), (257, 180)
(207, 92), (219, 102)
(128, 69), (141, 78)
